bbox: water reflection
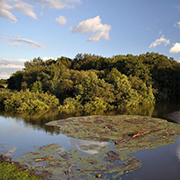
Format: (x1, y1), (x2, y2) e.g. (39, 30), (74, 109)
(0, 111), (74, 135)
(2, 102), (180, 136)
(2, 147), (16, 157)
(1, 103), (180, 179)
(122, 137), (180, 180)
(69, 139), (110, 154)
(152, 102), (180, 120)
(0, 104), (156, 135)
(175, 138), (180, 161)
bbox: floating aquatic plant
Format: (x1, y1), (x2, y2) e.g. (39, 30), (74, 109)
(15, 115), (180, 179)
(47, 115), (180, 153)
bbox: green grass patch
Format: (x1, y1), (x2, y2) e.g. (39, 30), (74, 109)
(0, 161), (42, 180)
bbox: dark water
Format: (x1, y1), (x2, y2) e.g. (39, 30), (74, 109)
(1, 103), (180, 179)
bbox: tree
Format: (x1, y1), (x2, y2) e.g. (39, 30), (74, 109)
(7, 71), (23, 91)
(31, 81), (43, 93)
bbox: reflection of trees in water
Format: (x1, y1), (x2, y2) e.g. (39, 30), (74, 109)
(152, 102), (180, 122)
(0, 111), (72, 135)
(0, 104), (155, 135)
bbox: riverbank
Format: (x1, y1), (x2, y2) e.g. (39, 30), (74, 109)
(0, 154), (43, 180)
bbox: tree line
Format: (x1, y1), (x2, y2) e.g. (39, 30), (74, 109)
(1, 52), (180, 115)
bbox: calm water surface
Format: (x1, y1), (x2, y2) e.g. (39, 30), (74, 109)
(1, 103), (180, 179)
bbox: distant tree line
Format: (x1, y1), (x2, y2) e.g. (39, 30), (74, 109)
(1, 52), (180, 115)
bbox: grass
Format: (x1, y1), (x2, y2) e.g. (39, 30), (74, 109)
(0, 161), (42, 180)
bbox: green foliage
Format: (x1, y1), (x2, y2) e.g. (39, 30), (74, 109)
(5, 52), (180, 115)
(0, 89), (12, 110)
(0, 162), (42, 180)
(31, 81), (43, 93)
(24, 57), (45, 70)
(59, 96), (83, 113)
(0, 79), (7, 88)
(0, 89), (59, 114)
(84, 97), (109, 114)
(7, 71), (23, 91)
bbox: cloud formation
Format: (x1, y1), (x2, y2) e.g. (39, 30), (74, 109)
(43, 57), (55, 61)
(10, 37), (45, 48)
(0, 57), (26, 67)
(0, 57), (26, 79)
(70, 16), (111, 41)
(36, 0), (81, 9)
(0, 35), (45, 48)
(174, 21), (180, 29)
(55, 15), (67, 25)
(169, 43), (180, 53)
(0, 0), (80, 22)
(0, 72), (10, 79)
(0, 0), (37, 23)
(0, 64), (24, 68)
(149, 35), (170, 48)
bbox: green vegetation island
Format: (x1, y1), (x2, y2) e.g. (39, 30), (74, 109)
(0, 52), (180, 116)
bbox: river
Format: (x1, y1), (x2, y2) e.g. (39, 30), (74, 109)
(1, 103), (180, 179)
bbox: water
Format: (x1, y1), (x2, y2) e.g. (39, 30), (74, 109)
(1, 103), (180, 179)
(122, 139), (180, 180)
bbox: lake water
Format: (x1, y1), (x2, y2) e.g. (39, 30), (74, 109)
(1, 103), (180, 179)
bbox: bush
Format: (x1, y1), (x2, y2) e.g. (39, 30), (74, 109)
(59, 97), (83, 113)
(1, 89), (60, 114)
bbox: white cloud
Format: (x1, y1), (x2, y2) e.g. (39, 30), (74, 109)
(13, 1), (37, 19)
(169, 43), (180, 53)
(70, 16), (111, 41)
(0, 35), (45, 48)
(0, 0), (17, 22)
(43, 56), (55, 61)
(0, 57), (26, 67)
(36, 0), (81, 9)
(0, 64), (24, 68)
(174, 21), (180, 29)
(55, 15), (67, 26)
(8, 42), (21, 46)
(0, 72), (10, 79)
(0, 57), (26, 79)
(0, 57), (27, 63)
(0, 0), (37, 23)
(0, 0), (81, 22)
(10, 37), (45, 48)
(149, 35), (170, 48)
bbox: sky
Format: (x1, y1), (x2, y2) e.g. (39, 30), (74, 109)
(1, 0), (180, 79)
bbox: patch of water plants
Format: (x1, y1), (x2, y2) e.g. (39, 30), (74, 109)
(47, 115), (180, 153)
(15, 115), (180, 179)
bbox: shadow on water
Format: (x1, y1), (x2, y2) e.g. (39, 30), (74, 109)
(152, 102), (180, 123)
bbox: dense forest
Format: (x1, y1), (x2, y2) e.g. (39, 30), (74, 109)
(0, 52), (180, 115)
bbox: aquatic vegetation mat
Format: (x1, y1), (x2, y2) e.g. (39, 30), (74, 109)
(15, 143), (141, 179)
(15, 115), (180, 179)
(46, 115), (180, 153)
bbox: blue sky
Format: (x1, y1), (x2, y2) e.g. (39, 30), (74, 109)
(1, 0), (180, 79)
